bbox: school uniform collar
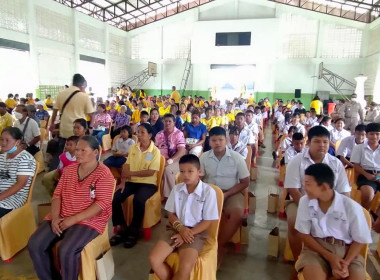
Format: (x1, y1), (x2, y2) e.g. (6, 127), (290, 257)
(137, 140), (155, 153)
(178, 180), (204, 197)
(303, 148), (330, 165)
(363, 139), (380, 151)
(308, 191), (342, 214)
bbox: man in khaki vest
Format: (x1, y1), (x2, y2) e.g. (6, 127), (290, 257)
(342, 94), (364, 134)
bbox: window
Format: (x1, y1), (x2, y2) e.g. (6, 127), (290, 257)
(215, 32), (251, 46)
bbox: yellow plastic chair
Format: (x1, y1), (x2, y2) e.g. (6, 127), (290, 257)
(132, 134), (138, 144)
(278, 188), (288, 219)
(0, 162), (39, 261)
(297, 208), (372, 280)
(101, 123), (113, 153)
(334, 140), (341, 153)
(151, 184), (223, 280)
(34, 150), (45, 174)
(124, 155), (166, 240)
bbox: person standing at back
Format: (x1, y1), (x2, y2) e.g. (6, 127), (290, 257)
(171, 86), (180, 108)
(49, 74), (94, 170)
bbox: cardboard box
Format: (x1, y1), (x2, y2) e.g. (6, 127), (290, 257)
(268, 227), (280, 258)
(267, 193), (279, 214)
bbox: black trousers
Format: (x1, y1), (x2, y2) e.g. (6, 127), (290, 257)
(112, 182), (157, 229)
(0, 207), (12, 218)
(28, 221), (99, 280)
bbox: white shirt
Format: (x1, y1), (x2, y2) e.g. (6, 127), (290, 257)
(280, 137), (292, 152)
(285, 146), (305, 164)
(321, 124), (334, 132)
(200, 149), (250, 191)
(306, 117), (318, 127)
(14, 117), (41, 148)
(284, 148), (350, 195)
(336, 135), (360, 158)
(112, 137), (135, 154)
(284, 123), (305, 136)
(165, 181), (219, 227)
(351, 140), (380, 171)
(295, 191), (372, 244)
(245, 121), (259, 136)
(238, 127), (255, 145)
(330, 128), (351, 144)
(364, 109), (379, 124)
(275, 111), (282, 120)
(227, 141), (248, 159)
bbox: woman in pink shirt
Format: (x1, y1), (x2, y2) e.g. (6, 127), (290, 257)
(92, 104), (112, 146)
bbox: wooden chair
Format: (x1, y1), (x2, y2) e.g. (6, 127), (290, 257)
(124, 155), (166, 240)
(101, 123), (113, 153)
(0, 162), (39, 261)
(151, 184), (223, 280)
(297, 208), (372, 280)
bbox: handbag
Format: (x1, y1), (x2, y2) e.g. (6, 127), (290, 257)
(96, 249), (115, 280)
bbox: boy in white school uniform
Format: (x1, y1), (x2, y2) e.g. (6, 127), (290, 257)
(351, 123), (380, 231)
(285, 126), (351, 261)
(149, 154), (219, 280)
(284, 132), (305, 165)
(336, 124), (366, 168)
(295, 163), (371, 280)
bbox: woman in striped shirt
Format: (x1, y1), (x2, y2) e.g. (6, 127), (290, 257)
(0, 127), (36, 218)
(28, 136), (114, 280)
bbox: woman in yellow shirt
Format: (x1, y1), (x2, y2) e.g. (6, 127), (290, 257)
(201, 108), (216, 131)
(158, 101), (171, 116)
(45, 95), (53, 109)
(179, 103), (191, 123)
(310, 96), (323, 115)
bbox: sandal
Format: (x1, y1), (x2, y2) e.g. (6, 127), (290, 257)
(123, 234), (138, 248)
(110, 233), (126, 246)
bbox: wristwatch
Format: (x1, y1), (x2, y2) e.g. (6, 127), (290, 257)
(167, 159), (173, 165)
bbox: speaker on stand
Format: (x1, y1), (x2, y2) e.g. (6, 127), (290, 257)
(295, 89), (301, 99)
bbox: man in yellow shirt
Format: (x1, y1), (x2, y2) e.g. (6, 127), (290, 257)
(171, 86), (180, 107)
(5, 93), (16, 113)
(0, 102), (14, 133)
(248, 93), (254, 105)
(201, 108), (216, 131)
(45, 95), (53, 109)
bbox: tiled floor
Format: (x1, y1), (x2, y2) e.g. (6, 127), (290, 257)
(1, 126), (380, 280)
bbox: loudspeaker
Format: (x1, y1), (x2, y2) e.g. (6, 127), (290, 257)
(295, 89), (301, 98)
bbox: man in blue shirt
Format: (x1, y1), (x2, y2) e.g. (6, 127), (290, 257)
(184, 109), (207, 157)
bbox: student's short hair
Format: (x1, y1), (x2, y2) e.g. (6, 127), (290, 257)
(292, 113), (300, 118)
(229, 126), (240, 135)
(72, 74), (86, 87)
(305, 163), (334, 189)
(288, 126), (297, 134)
(245, 110), (254, 115)
(192, 109), (201, 117)
(97, 104), (106, 110)
(334, 118), (344, 123)
(120, 125), (132, 138)
(67, 135), (79, 143)
(205, 107), (212, 113)
(235, 112), (245, 118)
(140, 111), (149, 117)
(8, 93), (13, 98)
(179, 154), (200, 169)
(308, 126), (330, 140)
(209, 126), (226, 137)
(163, 113), (176, 122)
(355, 124), (366, 132)
(292, 132), (304, 141)
(365, 122), (380, 133)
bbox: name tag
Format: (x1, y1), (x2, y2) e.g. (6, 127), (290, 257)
(145, 153), (153, 161)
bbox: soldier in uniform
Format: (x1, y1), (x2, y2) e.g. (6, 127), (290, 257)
(342, 93), (364, 134)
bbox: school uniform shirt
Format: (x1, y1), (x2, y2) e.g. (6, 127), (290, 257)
(284, 146), (305, 164)
(280, 136), (292, 152)
(275, 111), (282, 120)
(0, 150), (36, 210)
(14, 117), (41, 148)
(284, 123), (306, 135)
(321, 124), (334, 132)
(127, 141), (161, 185)
(295, 191), (372, 244)
(351, 140), (380, 171)
(238, 127), (255, 146)
(49, 163), (114, 233)
(306, 117), (318, 127)
(184, 122), (207, 140)
(112, 137), (135, 154)
(330, 128), (351, 144)
(165, 181), (219, 227)
(201, 117), (216, 131)
(284, 148), (350, 195)
(200, 148), (250, 191)
(245, 121), (259, 136)
(227, 141), (248, 159)
(336, 135), (358, 158)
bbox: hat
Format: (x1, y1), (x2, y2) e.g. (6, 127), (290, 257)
(36, 101), (45, 107)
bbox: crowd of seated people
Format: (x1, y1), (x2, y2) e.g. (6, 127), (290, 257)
(2, 78), (380, 280)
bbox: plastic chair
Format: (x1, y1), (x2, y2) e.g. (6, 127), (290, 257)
(297, 208), (372, 280)
(278, 188), (288, 219)
(101, 123), (113, 153)
(0, 162), (39, 262)
(34, 150), (45, 174)
(150, 184), (223, 280)
(124, 155), (166, 240)
(334, 140), (341, 153)
(132, 135), (138, 143)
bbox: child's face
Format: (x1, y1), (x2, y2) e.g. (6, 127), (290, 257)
(206, 110), (212, 118)
(141, 115), (149, 123)
(215, 109), (220, 116)
(367, 131), (380, 144)
(306, 112), (310, 118)
(235, 115), (245, 127)
(120, 129), (129, 139)
(292, 116), (300, 125)
(179, 162), (201, 186)
(245, 113), (253, 123)
(229, 133), (239, 145)
(335, 120), (344, 131)
(293, 139), (305, 153)
(324, 119), (331, 126)
(304, 175), (324, 200)
(66, 140), (77, 154)
(354, 130), (366, 144)
(191, 114), (200, 125)
(308, 136), (329, 157)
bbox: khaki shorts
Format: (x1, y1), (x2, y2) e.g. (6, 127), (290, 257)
(224, 191), (245, 210)
(161, 225), (209, 253)
(296, 238), (365, 277)
(285, 201), (298, 220)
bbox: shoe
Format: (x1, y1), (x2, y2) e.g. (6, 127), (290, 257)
(260, 143), (266, 148)
(110, 233), (126, 246)
(124, 233), (138, 248)
(272, 151), (277, 160)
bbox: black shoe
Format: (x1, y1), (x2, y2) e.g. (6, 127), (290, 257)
(124, 233), (138, 248)
(272, 151), (277, 160)
(110, 233), (126, 246)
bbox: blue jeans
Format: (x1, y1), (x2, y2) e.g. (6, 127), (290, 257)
(103, 156), (127, 168)
(92, 129), (109, 146)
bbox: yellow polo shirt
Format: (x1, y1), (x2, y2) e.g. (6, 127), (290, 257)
(214, 116), (227, 126)
(131, 109), (141, 124)
(159, 106), (170, 116)
(248, 97), (254, 105)
(201, 117), (216, 131)
(45, 98), (53, 106)
(171, 90), (180, 104)
(181, 112), (191, 123)
(5, 98), (16, 110)
(226, 112), (235, 123)
(0, 112), (14, 130)
(127, 141), (161, 185)
(157, 101), (163, 108)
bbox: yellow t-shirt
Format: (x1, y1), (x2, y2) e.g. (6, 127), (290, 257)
(0, 112), (14, 129)
(201, 118), (216, 131)
(248, 97), (254, 105)
(127, 141), (161, 185)
(106, 106), (111, 111)
(171, 91), (180, 104)
(27, 98), (35, 105)
(115, 104), (121, 112)
(140, 91), (146, 99)
(181, 113), (191, 123)
(159, 106), (170, 116)
(45, 98), (53, 106)
(5, 98), (16, 110)
(131, 109), (141, 124)
(310, 100), (323, 115)
(157, 102), (164, 108)
(199, 100), (205, 108)
(264, 101), (271, 108)
(214, 116), (227, 126)
(226, 113), (235, 123)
